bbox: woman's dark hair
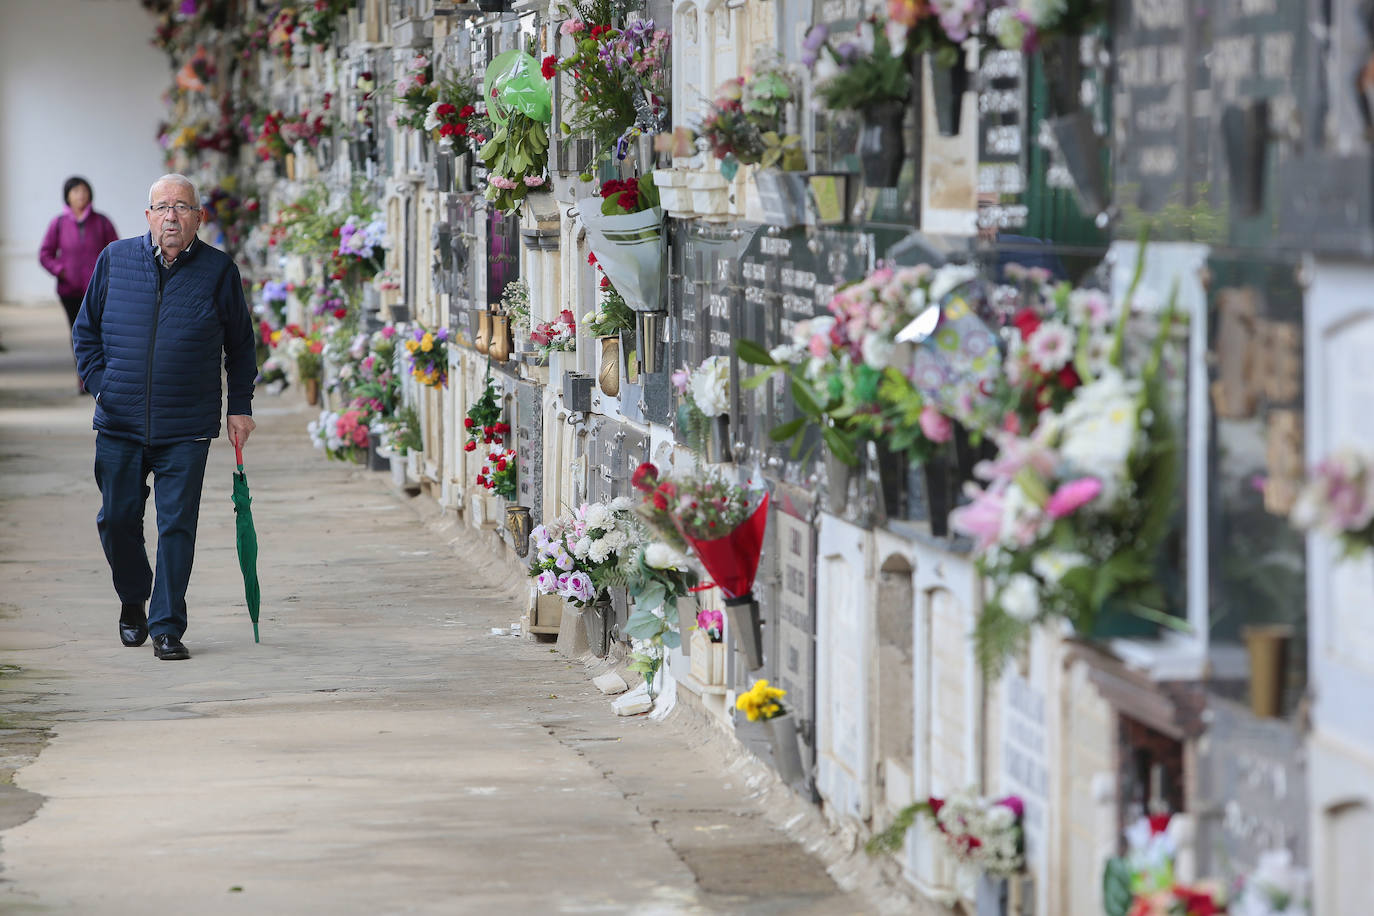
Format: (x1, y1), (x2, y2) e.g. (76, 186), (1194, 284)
(62, 176), (92, 205)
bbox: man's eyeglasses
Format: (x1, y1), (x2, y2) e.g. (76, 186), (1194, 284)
(150, 203), (196, 214)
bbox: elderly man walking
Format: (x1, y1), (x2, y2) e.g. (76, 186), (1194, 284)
(71, 174), (257, 660)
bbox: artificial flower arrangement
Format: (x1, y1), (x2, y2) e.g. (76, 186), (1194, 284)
(1230, 849), (1309, 916)
(202, 180), (261, 257)
(1289, 448), (1374, 558)
(1103, 814), (1227, 916)
(583, 276), (634, 337)
(580, 179), (667, 315)
(948, 267), (1185, 677)
(995, 0), (1106, 53)
(308, 400), (376, 462)
(804, 17), (912, 113)
(670, 356), (730, 452)
(475, 447), (517, 500)
(422, 74), (488, 152)
(479, 110), (550, 214)
(735, 679), (788, 721)
(528, 498), (644, 606)
(348, 326), (401, 417)
(256, 279), (290, 327)
(696, 608), (724, 642)
(549, 1), (671, 163)
(499, 280), (531, 338)
(887, 0), (987, 65)
(737, 263), (975, 469)
(253, 105), (332, 162)
(630, 462), (770, 604)
(597, 175), (659, 216)
(868, 789), (1025, 879)
(404, 324), (450, 389)
(257, 354), (290, 395)
(327, 212), (387, 286)
(324, 327), (375, 396)
(392, 53), (436, 131)
(375, 404), (423, 458)
(623, 539), (697, 690)
(697, 62), (805, 175)
(462, 375), (509, 455)
(283, 328), (325, 381)
(530, 309), (577, 360)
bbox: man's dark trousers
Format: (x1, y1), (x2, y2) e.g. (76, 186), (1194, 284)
(94, 433), (211, 640)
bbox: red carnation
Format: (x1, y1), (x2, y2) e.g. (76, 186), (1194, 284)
(497, 458), (508, 471)
(541, 55), (559, 80)
(1010, 306), (1041, 339)
(459, 104), (475, 118)
(652, 492), (668, 510)
(617, 190), (638, 210)
(332, 307), (347, 319)
(464, 417), (475, 429)
(496, 422), (510, 433)
(1056, 365), (1081, 391)
(436, 103), (456, 117)
(454, 123), (468, 136)
(464, 441), (477, 452)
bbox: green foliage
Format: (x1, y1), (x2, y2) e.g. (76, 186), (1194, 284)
(814, 26), (911, 111)
(391, 405), (423, 456)
(478, 113), (549, 214)
(865, 800), (933, 856)
(972, 601), (1029, 683)
(586, 282), (634, 336)
(1102, 857), (1136, 916)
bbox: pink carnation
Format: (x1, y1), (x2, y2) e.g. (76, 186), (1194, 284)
(918, 406), (953, 443)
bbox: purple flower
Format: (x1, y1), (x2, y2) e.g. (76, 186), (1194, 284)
(534, 569), (558, 593)
(179, 0), (199, 15)
(555, 551), (575, 572)
(560, 570), (595, 603)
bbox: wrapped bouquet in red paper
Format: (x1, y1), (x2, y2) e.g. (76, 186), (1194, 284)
(632, 462), (770, 668)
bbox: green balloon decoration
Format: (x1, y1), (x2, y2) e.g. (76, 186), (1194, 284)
(482, 50), (552, 126)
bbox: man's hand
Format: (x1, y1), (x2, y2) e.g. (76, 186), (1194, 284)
(227, 414), (257, 449)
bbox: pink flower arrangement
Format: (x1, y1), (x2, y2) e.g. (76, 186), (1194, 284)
(696, 609), (724, 642)
(335, 409), (370, 449)
(489, 175), (518, 190)
(1291, 448), (1374, 557)
(530, 310), (576, 359)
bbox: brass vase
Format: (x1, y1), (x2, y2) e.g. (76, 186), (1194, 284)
(1244, 624), (1293, 718)
(474, 310), (491, 355)
(505, 505), (532, 557)
(598, 336), (620, 397)
(489, 314), (512, 361)
(303, 377), (320, 407)
(284, 153), (297, 182)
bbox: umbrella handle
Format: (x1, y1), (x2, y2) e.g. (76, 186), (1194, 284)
(233, 433), (243, 468)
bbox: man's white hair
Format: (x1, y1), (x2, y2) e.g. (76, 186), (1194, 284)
(148, 173), (199, 207)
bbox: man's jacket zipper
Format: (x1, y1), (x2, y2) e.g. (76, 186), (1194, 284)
(146, 267), (164, 444)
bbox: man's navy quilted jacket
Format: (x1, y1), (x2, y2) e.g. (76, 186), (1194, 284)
(71, 233), (256, 446)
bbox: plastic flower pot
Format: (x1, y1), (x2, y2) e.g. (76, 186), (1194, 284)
(767, 713), (806, 785)
(724, 595), (764, 671)
(824, 449), (858, 515)
(930, 49), (970, 137)
(390, 454), (407, 489)
(505, 505), (532, 557)
(303, 377), (320, 406)
(454, 152), (473, 193)
(857, 101), (907, 188)
(434, 150), (454, 191)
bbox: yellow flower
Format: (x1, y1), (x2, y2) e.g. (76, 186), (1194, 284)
(406, 340), (419, 353)
(735, 679), (787, 722)
(270, 330), (281, 345)
(420, 332), (434, 353)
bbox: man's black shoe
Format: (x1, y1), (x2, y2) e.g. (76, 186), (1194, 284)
(152, 634), (190, 660)
(119, 602), (148, 648)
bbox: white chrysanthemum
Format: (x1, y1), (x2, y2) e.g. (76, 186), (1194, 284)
(584, 503), (611, 531)
(861, 332), (896, 370)
(572, 536), (592, 559)
(423, 101), (443, 132)
(644, 542), (688, 570)
(588, 538), (612, 565)
(609, 496), (634, 512)
(1000, 573), (1041, 622)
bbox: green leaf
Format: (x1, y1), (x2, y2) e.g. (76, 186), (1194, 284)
(662, 630), (681, 650)
(789, 377), (823, 417)
(1103, 858), (1135, 916)
(625, 608), (665, 639)
(768, 416), (807, 442)
(741, 365), (782, 390)
(735, 338), (778, 366)
(821, 426), (857, 466)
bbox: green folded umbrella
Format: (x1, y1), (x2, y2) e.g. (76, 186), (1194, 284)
(231, 436), (261, 643)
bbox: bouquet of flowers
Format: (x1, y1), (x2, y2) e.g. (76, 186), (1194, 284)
(697, 63), (804, 171)
(869, 790), (1025, 876)
(257, 354), (290, 395)
(582, 278), (634, 337)
(804, 18), (912, 112)
(1104, 814), (1227, 916)
(375, 404), (423, 458)
(256, 279), (290, 326)
(595, 175), (659, 216)
(887, 0), (990, 66)
(500, 280), (531, 335)
(393, 53), (437, 131)
(531, 310), (576, 360)
(735, 679), (788, 721)
(308, 405), (371, 461)
(328, 213), (387, 285)
(253, 110), (292, 161)
(629, 462), (769, 602)
(283, 329), (325, 380)
(462, 376), (509, 454)
(404, 324), (449, 388)
(549, 4), (670, 161)
(696, 608), (724, 641)
(476, 447), (517, 499)
(948, 275), (1184, 676)
(1290, 449), (1374, 558)
(671, 355), (730, 450)
(623, 539), (697, 685)
(202, 181), (260, 256)
(1231, 849), (1309, 916)
(995, 0), (1105, 53)
(528, 498), (643, 606)
(423, 73), (487, 152)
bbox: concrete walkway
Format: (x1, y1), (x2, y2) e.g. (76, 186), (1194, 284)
(0, 304), (884, 915)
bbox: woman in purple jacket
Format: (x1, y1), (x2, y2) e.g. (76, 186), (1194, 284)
(40, 176), (120, 389)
